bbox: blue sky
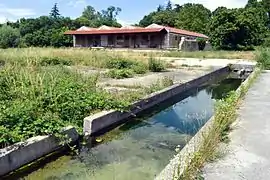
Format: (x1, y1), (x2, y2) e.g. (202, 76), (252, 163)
(0, 0), (248, 24)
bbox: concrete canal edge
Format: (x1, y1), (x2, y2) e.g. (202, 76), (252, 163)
(0, 126), (79, 176)
(155, 67), (260, 180)
(83, 66), (231, 136)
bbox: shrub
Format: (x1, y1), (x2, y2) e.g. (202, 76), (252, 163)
(131, 63), (148, 74)
(256, 48), (270, 70)
(107, 69), (135, 79)
(40, 57), (73, 66)
(0, 65), (130, 147)
(0, 25), (20, 49)
(106, 57), (136, 69)
(148, 57), (166, 72)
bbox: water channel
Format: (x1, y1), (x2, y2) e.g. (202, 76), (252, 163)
(16, 76), (242, 180)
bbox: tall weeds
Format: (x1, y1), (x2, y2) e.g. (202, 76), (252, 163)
(256, 47), (270, 70)
(0, 65), (129, 148)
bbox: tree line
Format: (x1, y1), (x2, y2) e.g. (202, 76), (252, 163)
(0, 3), (121, 48)
(0, 0), (269, 50)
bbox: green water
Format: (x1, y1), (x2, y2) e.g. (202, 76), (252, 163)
(17, 78), (242, 180)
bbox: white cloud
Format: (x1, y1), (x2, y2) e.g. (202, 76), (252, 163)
(0, 16), (7, 23)
(67, 0), (87, 8)
(117, 18), (134, 26)
(0, 4), (35, 22)
(0, 4), (35, 17)
(171, 0), (247, 11)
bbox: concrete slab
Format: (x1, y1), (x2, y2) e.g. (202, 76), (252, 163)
(98, 68), (212, 88)
(203, 71), (270, 180)
(162, 58), (256, 68)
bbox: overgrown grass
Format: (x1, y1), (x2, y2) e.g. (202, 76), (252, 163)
(161, 50), (255, 60)
(179, 68), (261, 180)
(256, 47), (270, 70)
(0, 48), (147, 68)
(148, 57), (166, 72)
(0, 48), (255, 69)
(144, 77), (174, 94)
(107, 69), (135, 79)
(0, 65), (131, 148)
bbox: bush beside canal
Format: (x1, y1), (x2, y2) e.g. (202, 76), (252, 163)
(256, 47), (270, 70)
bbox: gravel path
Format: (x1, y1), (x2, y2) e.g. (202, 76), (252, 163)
(202, 71), (270, 180)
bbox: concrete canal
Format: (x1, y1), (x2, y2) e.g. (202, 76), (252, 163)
(12, 76), (242, 180)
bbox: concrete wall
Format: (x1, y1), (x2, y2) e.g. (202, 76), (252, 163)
(0, 126), (79, 176)
(155, 66), (258, 180)
(84, 66), (231, 136)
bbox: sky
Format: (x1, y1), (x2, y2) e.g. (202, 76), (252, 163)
(0, 0), (248, 24)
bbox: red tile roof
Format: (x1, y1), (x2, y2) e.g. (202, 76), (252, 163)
(165, 26), (208, 38)
(64, 28), (165, 35)
(64, 25), (208, 38)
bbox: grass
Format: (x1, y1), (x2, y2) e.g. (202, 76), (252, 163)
(0, 61), (172, 149)
(160, 50), (255, 60)
(256, 47), (270, 70)
(0, 64), (132, 148)
(178, 67), (261, 180)
(0, 48), (256, 68)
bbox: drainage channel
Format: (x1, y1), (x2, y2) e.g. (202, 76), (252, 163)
(13, 76), (242, 180)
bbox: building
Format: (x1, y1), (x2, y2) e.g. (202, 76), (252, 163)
(64, 24), (208, 49)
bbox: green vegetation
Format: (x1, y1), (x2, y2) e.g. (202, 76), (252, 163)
(148, 57), (166, 72)
(209, 5), (267, 50)
(0, 25), (20, 48)
(179, 68), (261, 180)
(0, 48), (175, 148)
(144, 77), (174, 94)
(0, 65), (130, 148)
(162, 50), (255, 60)
(107, 69), (135, 79)
(0, 4), (121, 48)
(256, 48), (270, 70)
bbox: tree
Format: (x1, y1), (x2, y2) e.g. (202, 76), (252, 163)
(208, 7), (268, 50)
(50, 3), (60, 18)
(152, 10), (177, 27)
(175, 3), (211, 34)
(262, 0), (270, 24)
(157, 5), (164, 12)
(166, 0), (173, 10)
(246, 0), (259, 8)
(82, 6), (98, 20)
(139, 12), (157, 27)
(0, 25), (20, 48)
(174, 4), (182, 12)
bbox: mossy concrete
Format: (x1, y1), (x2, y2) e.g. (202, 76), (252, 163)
(0, 126), (79, 176)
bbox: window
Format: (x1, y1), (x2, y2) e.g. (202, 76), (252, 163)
(175, 36), (178, 41)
